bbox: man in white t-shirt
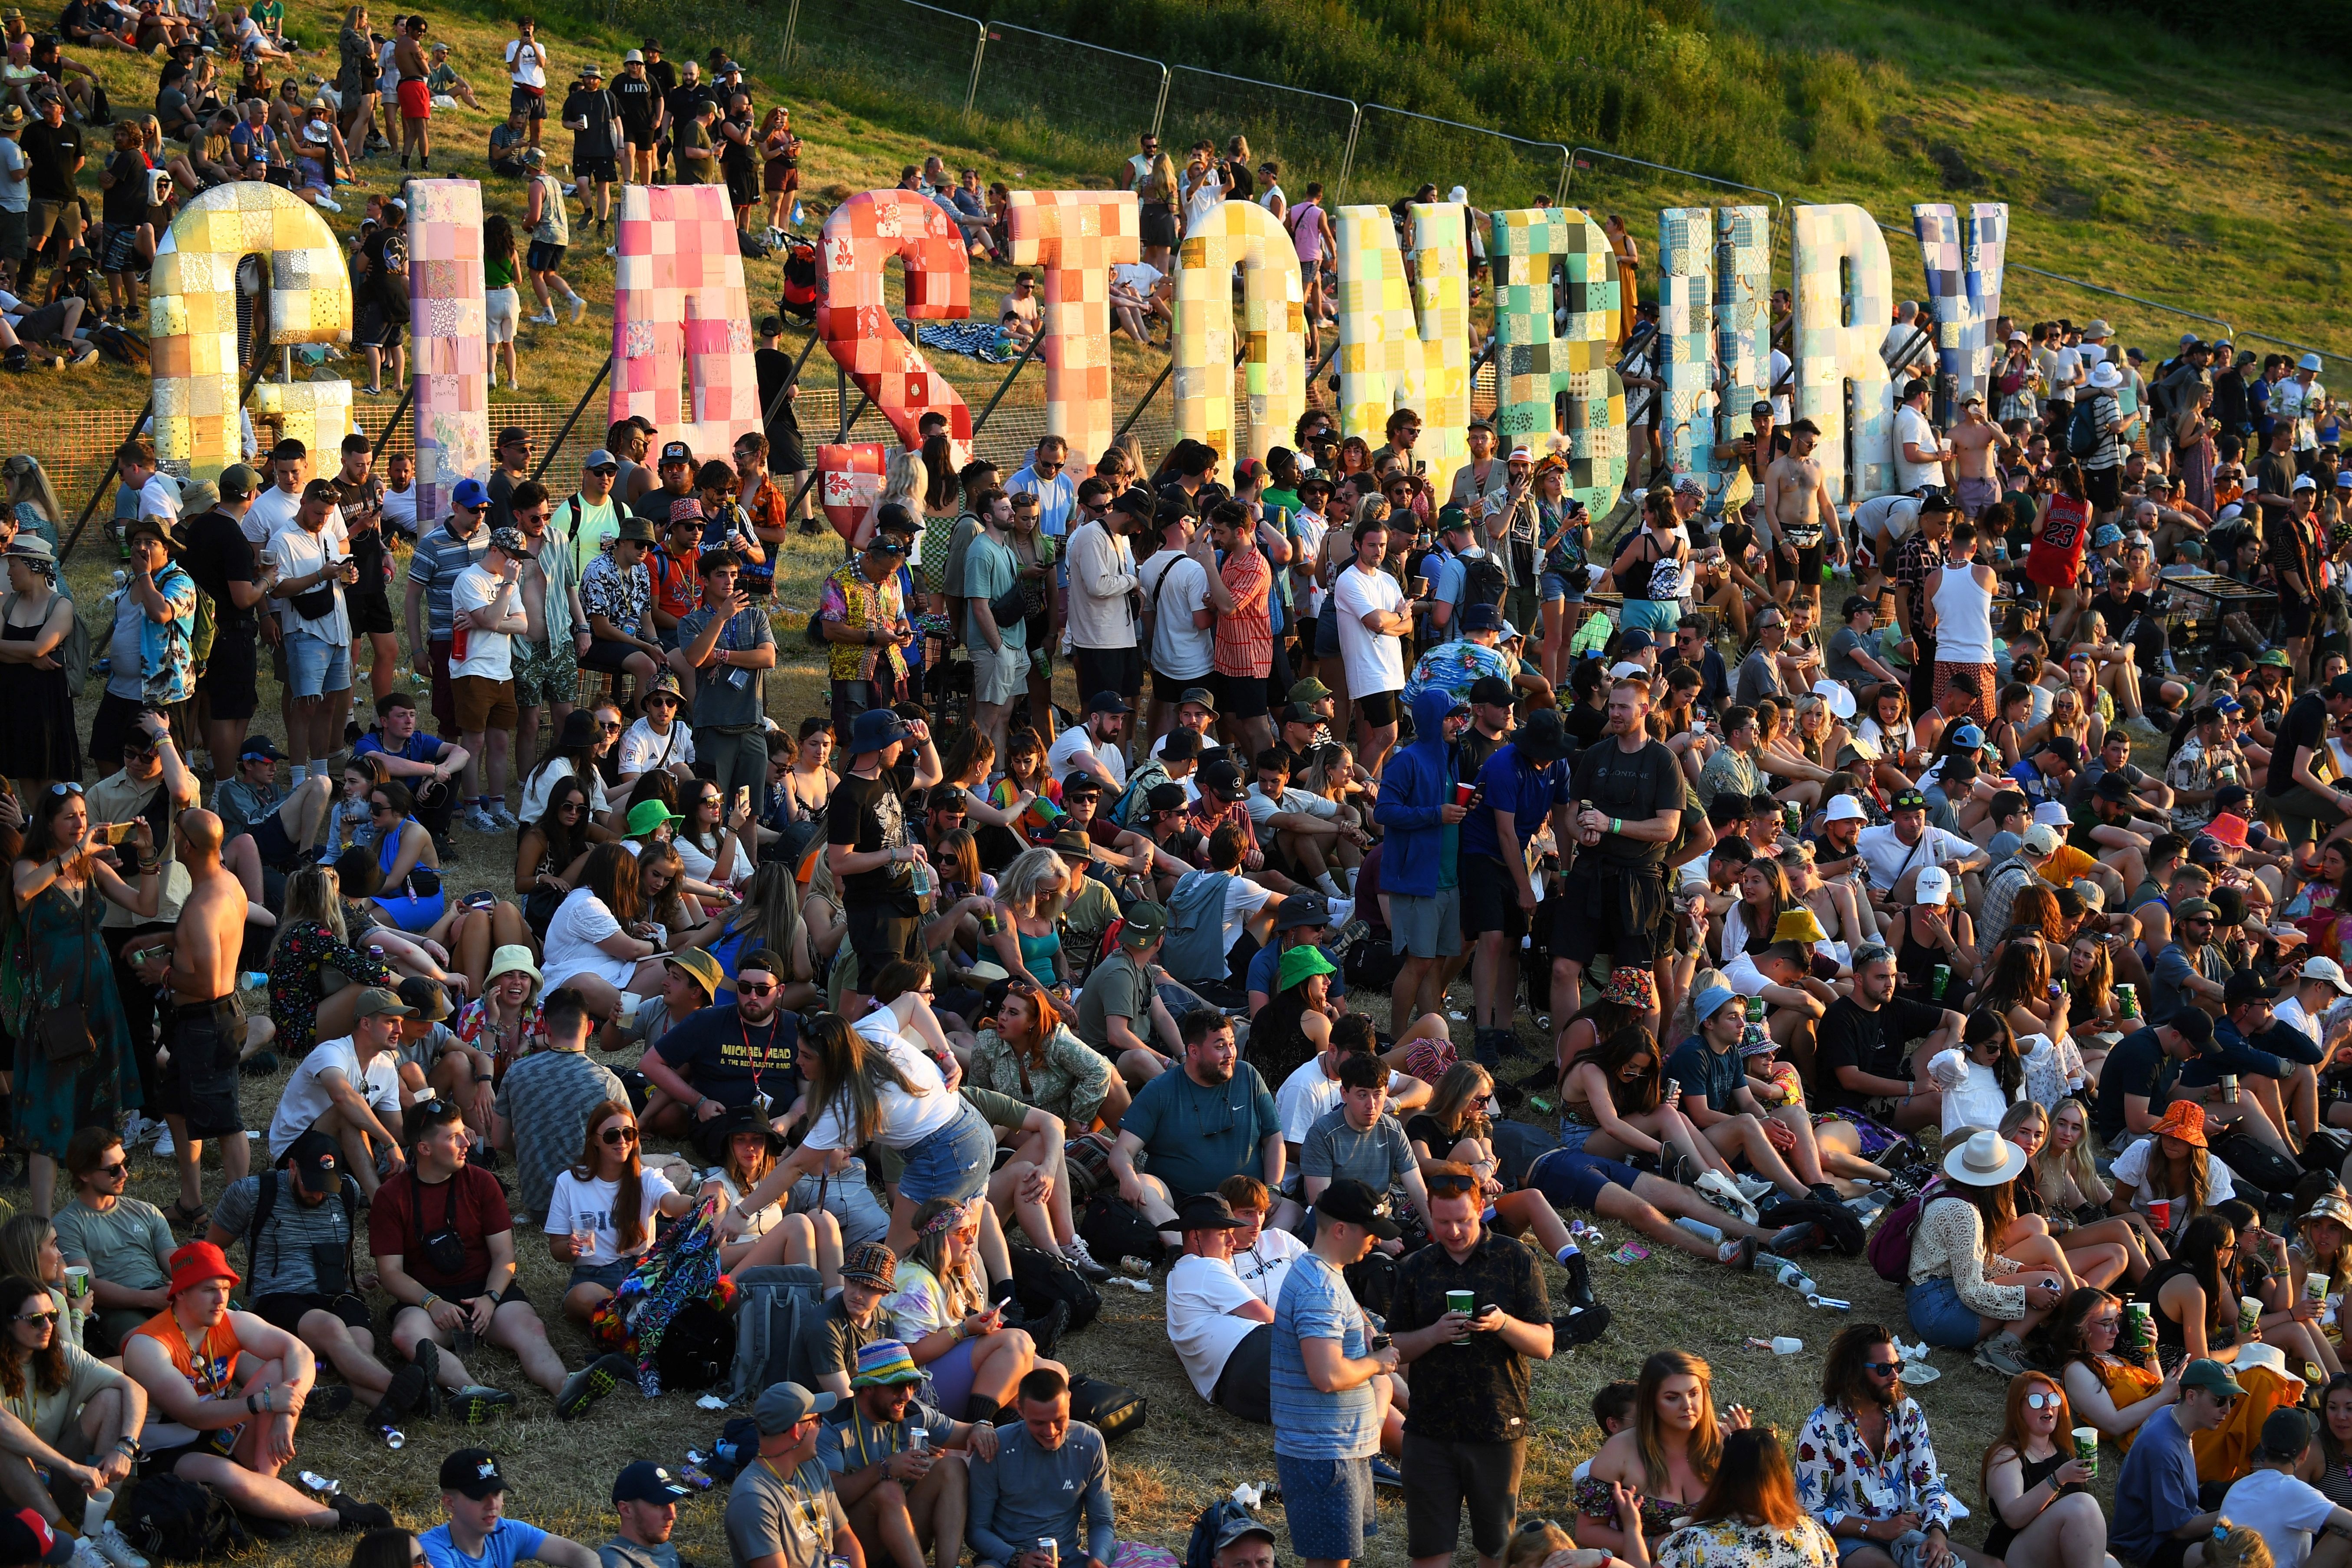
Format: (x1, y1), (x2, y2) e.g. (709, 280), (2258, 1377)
(1047, 691), (1131, 790)
(1275, 1039), (1430, 1176)
(379, 449), (420, 538)
(245, 438), (307, 546)
(266, 987), (412, 1197)
(1892, 377), (1950, 494)
(2273, 957), (2352, 1056)
(1331, 514), (1424, 777)
(1139, 512), (1213, 739)
(1853, 789), (1986, 904)
(1165, 1193), (1273, 1423)
(2219, 1407), (2352, 1568)
(449, 526), (530, 834)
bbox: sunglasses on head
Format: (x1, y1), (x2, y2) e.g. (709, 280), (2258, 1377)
(1425, 1172), (1478, 1196)
(600, 1124), (639, 1145)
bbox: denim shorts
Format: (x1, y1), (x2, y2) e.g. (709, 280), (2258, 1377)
(286, 631), (352, 699)
(1905, 1275), (1985, 1350)
(1314, 604), (1340, 659)
(567, 1257), (636, 1293)
(1619, 599), (1681, 636)
(1539, 571), (1577, 603)
(1274, 1452), (1376, 1561)
(897, 1100), (997, 1205)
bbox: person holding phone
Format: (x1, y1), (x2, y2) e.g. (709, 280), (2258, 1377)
(670, 548), (775, 815)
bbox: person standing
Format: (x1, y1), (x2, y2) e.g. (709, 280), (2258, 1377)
(1332, 515), (1419, 779)
(559, 63), (617, 238)
(501, 16), (547, 149)
(449, 527), (529, 834)
(1270, 1179), (1401, 1568)
(1460, 709), (1569, 1067)
(268, 479), (357, 779)
(817, 509), (915, 737)
(1892, 376), (1951, 494)
(130, 811), (250, 1228)
(1553, 675), (1684, 1037)
(522, 148), (584, 327)
(0, 535), (80, 796)
(1374, 684), (1470, 1027)
(404, 479), (490, 742)
(1923, 518), (1997, 726)
(962, 488), (1025, 769)
(1388, 1173), (1552, 1568)
(673, 548), (776, 812)
(1198, 500), (1276, 761)
(612, 49), (660, 186)
(330, 434), (399, 705)
(392, 14), (429, 170)
(92, 514), (197, 770)
(825, 709), (941, 1017)
(179, 464), (272, 775)
(1065, 478), (1141, 730)
(1137, 502), (1213, 747)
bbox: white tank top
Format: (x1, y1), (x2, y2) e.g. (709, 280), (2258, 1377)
(1929, 561), (1994, 664)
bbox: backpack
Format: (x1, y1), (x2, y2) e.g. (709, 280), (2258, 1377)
(2, 589), (91, 700)
(247, 1164), (357, 1295)
(2067, 398), (2101, 460)
(1161, 868), (1234, 988)
(1008, 1244), (1101, 1337)
(1867, 1176), (1946, 1283)
(1112, 756), (1172, 830)
(1068, 1373), (1146, 1441)
(1457, 549), (1508, 618)
(726, 1262), (826, 1403)
(1078, 1190), (1164, 1269)
(120, 1474), (255, 1562)
(654, 1297), (734, 1391)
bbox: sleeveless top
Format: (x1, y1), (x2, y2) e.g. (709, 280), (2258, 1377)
(1929, 562), (1995, 664)
(2138, 1258), (2228, 1359)
(1981, 1449), (2082, 1557)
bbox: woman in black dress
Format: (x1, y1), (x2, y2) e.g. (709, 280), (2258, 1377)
(0, 539), (79, 796)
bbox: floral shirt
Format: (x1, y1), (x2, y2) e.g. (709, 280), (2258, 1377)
(580, 554), (652, 641)
(819, 558), (909, 684)
(452, 995), (550, 1080)
(967, 1023), (1113, 1130)
(1792, 1396), (1955, 1535)
(1403, 637), (1513, 707)
(2164, 734), (2239, 834)
(267, 919), (396, 1058)
(1657, 1517), (1839, 1568)
(143, 561), (199, 705)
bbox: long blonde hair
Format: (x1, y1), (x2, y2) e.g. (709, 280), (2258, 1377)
(2036, 1096), (2104, 1206)
(3, 455), (59, 527)
(995, 846), (1069, 921)
(269, 865), (346, 967)
(878, 447), (927, 514)
(904, 1196), (983, 1319)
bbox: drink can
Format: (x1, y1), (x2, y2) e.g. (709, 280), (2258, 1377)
(1446, 1289), (1475, 1315)
(2223, 1073), (2240, 1105)
(1747, 996), (1766, 1024)
(1039, 1540), (1059, 1568)
(2072, 1428), (2098, 1479)
(2240, 1295), (2263, 1337)
(2118, 982), (2139, 1019)
(1931, 963), (1951, 1001)
(910, 1429), (928, 1454)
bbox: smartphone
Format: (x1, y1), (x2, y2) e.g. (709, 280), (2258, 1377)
(734, 786), (751, 819)
(98, 822), (135, 845)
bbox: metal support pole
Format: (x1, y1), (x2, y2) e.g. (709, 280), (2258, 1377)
(961, 22), (985, 121)
(373, 383), (414, 455)
(835, 362), (850, 441)
(529, 355), (613, 484)
(63, 359), (272, 564)
(1113, 359), (1174, 445)
(1149, 66), (1171, 140)
(969, 330), (1041, 437)
(1336, 108), (1361, 206)
(780, 0), (803, 72)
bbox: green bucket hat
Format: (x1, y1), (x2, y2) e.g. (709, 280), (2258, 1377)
(1278, 944), (1337, 992)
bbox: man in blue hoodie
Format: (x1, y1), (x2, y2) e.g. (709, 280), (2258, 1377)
(1374, 685), (1474, 1027)
(1554, 674), (1684, 1036)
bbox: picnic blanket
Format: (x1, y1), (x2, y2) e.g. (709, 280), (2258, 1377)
(910, 318), (1017, 364)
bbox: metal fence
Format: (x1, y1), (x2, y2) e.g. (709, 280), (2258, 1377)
(1158, 66), (1358, 205)
(972, 23), (1167, 152)
(1346, 106), (1569, 211)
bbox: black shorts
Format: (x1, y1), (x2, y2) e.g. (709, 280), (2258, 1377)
(2283, 594), (2316, 637)
(348, 586), (395, 636)
(1402, 1432), (1526, 1560)
(509, 84), (544, 119)
(247, 810), (300, 871)
(99, 224), (139, 273)
(2084, 464), (2122, 511)
(164, 999), (244, 1139)
(726, 169), (758, 209)
(844, 902), (920, 989)
(383, 1277), (531, 1337)
(581, 639), (640, 673)
(1211, 1320), (1271, 1423)
(1459, 853), (1530, 942)
(1356, 688), (1400, 729)
(578, 155), (617, 182)
(1072, 645), (1142, 705)
(252, 1291), (369, 1337)
(1215, 668), (1269, 721)
(197, 620), (259, 720)
(621, 122), (655, 152)
(142, 1428), (238, 1476)
(355, 301), (401, 350)
(1149, 667), (1203, 706)
(1553, 855), (1665, 967)
(524, 239), (566, 274)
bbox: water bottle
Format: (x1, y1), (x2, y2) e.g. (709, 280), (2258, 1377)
(1674, 1217), (1724, 1244)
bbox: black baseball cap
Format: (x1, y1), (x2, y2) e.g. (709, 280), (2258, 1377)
(611, 1461), (694, 1505)
(440, 1448), (508, 1500)
(284, 1129), (342, 1196)
(2223, 970), (2279, 1006)
(1199, 760), (1245, 802)
(658, 440), (695, 465)
(1314, 1178), (1402, 1240)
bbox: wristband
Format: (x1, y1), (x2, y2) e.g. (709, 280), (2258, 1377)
(1610, 817), (1621, 835)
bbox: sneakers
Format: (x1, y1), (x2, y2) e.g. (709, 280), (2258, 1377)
(557, 1352), (635, 1419)
(528, 310), (559, 326)
(1973, 1330), (2031, 1377)
(1695, 1169), (1760, 1226)
(1716, 1236), (1759, 1270)
(90, 1524), (148, 1568)
(151, 1129), (176, 1160)
(568, 293), (586, 325)
(445, 1385), (518, 1424)
(462, 804), (501, 835)
(369, 1342), (433, 1429)
(1370, 1456), (1403, 1489)
(1060, 1236), (1112, 1282)
(488, 802), (520, 831)
(70, 1536), (109, 1568)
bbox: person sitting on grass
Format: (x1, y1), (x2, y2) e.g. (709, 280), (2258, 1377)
(600, 1460), (693, 1568)
(966, 1367), (1116, 1568)
(208, 1128), (516, 1438)
(372, 1098), (635, 1423)
(0, 1271), (147, 1561)
(420, 1447), (602, 1568)
(51, 1128), (176, 1359)
(264, 985), (411, 1200)
(121, 1241), (392, 1532)
(821, 1339), (1000, 1568)
(696, 1108), (843, 1283)
(544, 1098), (694, 1327)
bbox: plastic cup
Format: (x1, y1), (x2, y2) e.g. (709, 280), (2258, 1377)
(2125, 1301), (2154, 1352)
(1454, 784), (1476, 807)
(62, 1265), (89, 1302)
(1769, 1336), (1802, 1355)
(2147, 1198), (2172, 1234)
(2309, 1271), (2331, 1304)
(2072, 1429), (2097, 1479)
(1446, 1289), (1475, 1315)
(81, 1489), (112, 1537)
(2240, 1295), (2263, 1337)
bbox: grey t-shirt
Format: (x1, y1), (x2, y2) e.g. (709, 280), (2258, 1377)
(1827, 625), (1872, 688)
(494, 1047), (626, 1217)
(53, 1197), (174, 1292)
(0, 137), (28, 215)
(211, 1170), (359, 1298)
(598, 1541), (679, 1568)
(396, 1020), (458, 1077)
(674, 602), (775, 731)
(1300, 1106), (1415, 1190)
(723, 1455), (836, 1568)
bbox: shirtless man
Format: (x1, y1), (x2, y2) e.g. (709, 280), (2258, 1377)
(132, 810), (253, 1221)
(393, 17), (431, 170)
(1762, 417), (1843, 614)
(511, 487), (590, 785)
(1949, 396), (2012, 522)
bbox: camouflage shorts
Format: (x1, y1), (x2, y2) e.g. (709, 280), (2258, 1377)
(513, 636), (579, 710)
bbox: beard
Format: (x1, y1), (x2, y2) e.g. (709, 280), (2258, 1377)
(1194, 1058), (1234, 1085)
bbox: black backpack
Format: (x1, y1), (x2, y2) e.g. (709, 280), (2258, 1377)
(1458, 549), (1509, 618)
(1078, 1191), (1165, 1269)
(120, 1475), (255, 1562)
(1009, 1245), (1102, 1337)
(1067, 1373), (1146, 1442)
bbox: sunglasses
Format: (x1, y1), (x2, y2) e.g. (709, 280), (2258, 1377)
(600, 720), (623, 732)
(600, 1125), (639, 1145)
(48, 782), (83, 798)
(558, 799), (584, 813)
(1425, 1173), (1478, 1196)
(1864, 1360), (1901, 1376)
(2023, 1390), (2062, 1410)
(737, 981), (777, 997)
(13, 1310), (54, 1325)
(370, 800), (397, 815)
(96, 1159), (127, 1176)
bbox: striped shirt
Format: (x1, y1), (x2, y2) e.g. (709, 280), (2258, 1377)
(1214, 547), (1272, 679)
(406, 519), (489, 641)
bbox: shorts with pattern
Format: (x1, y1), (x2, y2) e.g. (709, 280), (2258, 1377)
(99, 224), (139, 273)
(1931, 661), (1997, 725)
(513, 636), (578, 709)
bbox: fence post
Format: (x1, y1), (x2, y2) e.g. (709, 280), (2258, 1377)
(529, 356), (614, 484)
(1149, 64), (1171, 140)
(1336, 106), (1360, 205)
(373, 383), (414, 455)
(962, 20), (986, 121)
(780, 0), (803, 73)
(1113, 359), (1174, 445)
(970, 330), (1041, 437)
